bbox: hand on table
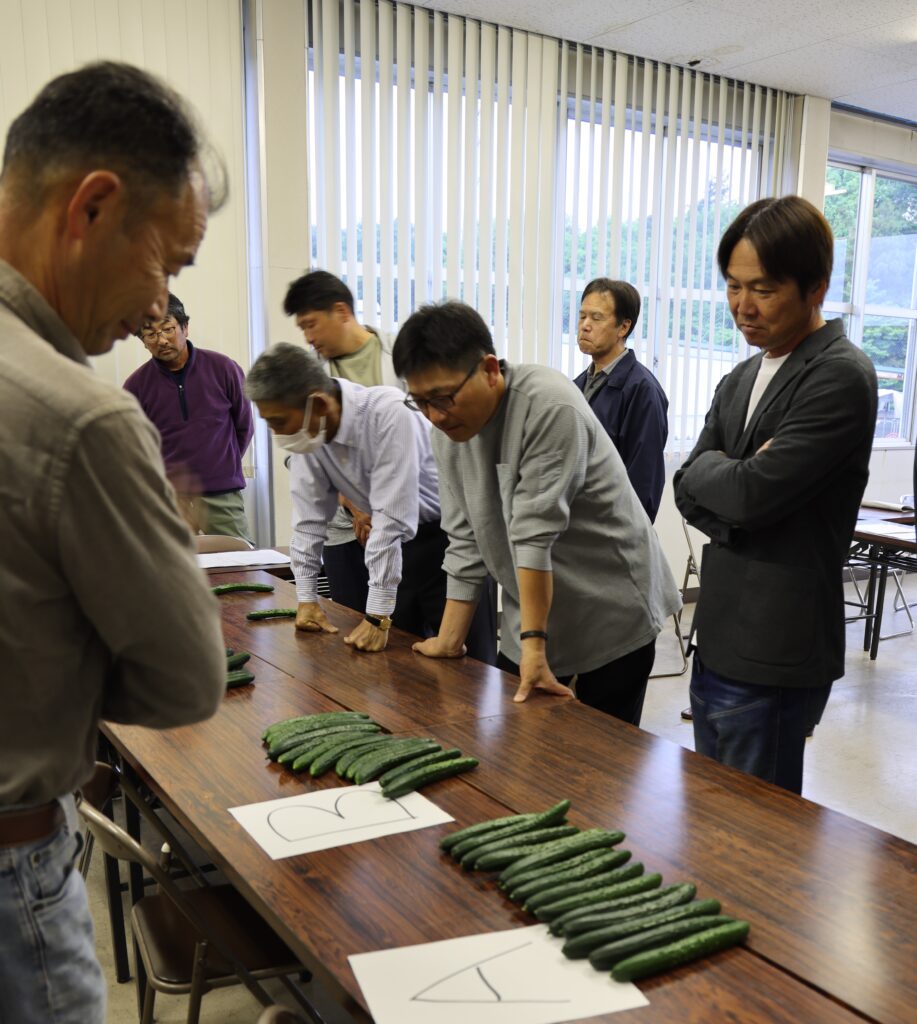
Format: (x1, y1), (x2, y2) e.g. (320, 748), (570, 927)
(514, 649), (575, 703)
(295, 602), (339, 634)
(344, 618), (389, 652)
(412, 634), (467, 659)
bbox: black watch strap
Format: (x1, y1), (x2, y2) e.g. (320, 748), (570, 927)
(520, 630), (548, 641)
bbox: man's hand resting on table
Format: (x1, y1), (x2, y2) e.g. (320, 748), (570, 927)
(295, 602), (339, 634)
(344, 618), (389, 652)
(514, 648), (575, 703)
(412, 634), (467, 659)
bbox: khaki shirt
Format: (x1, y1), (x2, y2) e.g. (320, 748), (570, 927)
(0, 261), (226, 806)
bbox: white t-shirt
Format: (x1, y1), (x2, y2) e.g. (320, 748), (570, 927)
(744, 352), (791, 427)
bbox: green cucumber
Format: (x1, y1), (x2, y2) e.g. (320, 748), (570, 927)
(226, 669), (255, 688)
(382, 757), (479, 799)
(508, 849), (632, 902)
(378, 748), (463, 788)
(562, 898), (720, 959)
(504, 847), (626, 895)
(450, 804), (573, 862)
(469, 828), (583, 871)
(266, 720), (380, 761)
(439, 800), (571, 852)
(226, 651), (251, 670)
(611, 920), (750, 981)
(499, 829), (624, 885)
(336, 738), (394, 776)
(589, 915), (736, 970)
(535, 873), (663, 921)
(352, 741), (441, 785)
(525, 862), (645, 912)
(211, 582), (275, 595)
(347, 739), (436, 782)
(557, 884), (700, 936)
(225, 648), (234, 656)
(262, 711), (371, 742)
(263, 713), (373, 745)
(309, 735), (396, 777)
(246, 608), (297, 620)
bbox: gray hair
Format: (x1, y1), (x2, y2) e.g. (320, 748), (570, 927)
(245, 343), (332, 407)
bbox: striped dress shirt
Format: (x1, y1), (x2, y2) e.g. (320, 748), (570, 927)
(289, 379), (440, 616)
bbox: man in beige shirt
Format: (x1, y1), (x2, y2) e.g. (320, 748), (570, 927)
(0, 62), (227, 1023)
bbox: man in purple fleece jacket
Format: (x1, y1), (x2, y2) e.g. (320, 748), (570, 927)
(124, 293), (254, 541)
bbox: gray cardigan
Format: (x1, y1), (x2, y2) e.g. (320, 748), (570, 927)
(433, 362), (681, 675)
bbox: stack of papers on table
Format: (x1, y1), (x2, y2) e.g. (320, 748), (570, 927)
(196, 549), (291, 569)
(855, 521), (915, 540)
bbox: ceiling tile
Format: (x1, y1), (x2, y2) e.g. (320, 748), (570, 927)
(837, 76), (917, 121)
(832, 15), (917, 68)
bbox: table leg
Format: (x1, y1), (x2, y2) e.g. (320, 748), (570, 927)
(863, 559), (878, 652)
(870, 564), (889, 661)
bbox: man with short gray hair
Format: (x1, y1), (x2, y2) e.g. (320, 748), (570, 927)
(0, 62), (228, 1022)
(246, 343), (495, 660)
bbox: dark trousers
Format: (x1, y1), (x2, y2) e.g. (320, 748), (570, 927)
(689, 652), (833, 794)
(321, 525), (498, 665)
(496, 638), (656, 726)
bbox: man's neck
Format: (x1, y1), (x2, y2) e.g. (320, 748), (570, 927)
(334, 324), (374, 358)
(592, 343), (627, 374)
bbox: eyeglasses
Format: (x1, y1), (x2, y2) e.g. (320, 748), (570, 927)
(140, 322), (177, 342)
(405, 360), (481, 414)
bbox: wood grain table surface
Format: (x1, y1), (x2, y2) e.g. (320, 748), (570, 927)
(102, 571), (917, 1024)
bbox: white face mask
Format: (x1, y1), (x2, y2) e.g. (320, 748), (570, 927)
(274, 396), (327, 454)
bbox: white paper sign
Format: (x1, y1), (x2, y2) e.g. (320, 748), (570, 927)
(197, 548), (291, 569)
(349, 924), (649, 1024)
(228, 782), (453, 859)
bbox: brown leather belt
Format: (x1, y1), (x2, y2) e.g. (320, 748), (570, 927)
(0, 801), (65, 847)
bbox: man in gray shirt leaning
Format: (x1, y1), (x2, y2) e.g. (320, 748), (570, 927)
(0, 63), (227, 1023)
(392, 301), (681, 720)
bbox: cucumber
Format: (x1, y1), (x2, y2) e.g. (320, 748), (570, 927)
(347, 739), (438, 782)
(226, 669), (255, 688)
(508, 849), (632, 902)
(505, 846), (626, 895)
(226, 651), (251, 670)
(246, 608), (297, 620)
(450, 804), (573, 862)
(262, 711), (371, 741)
(589, 915), (736, 970)
(336, 738), (394, 776)
(524, 862), (645, 912)
(470, 829), (583, 871)
(225, 648), (234, 656)
(440, 800), (571, 852)
(562, 899), (721, 959)
(382, 757), (479, 799)
(611, 920), (750, 982)
(353, 742), (443, 785)
(309, 735), (397, 777)
(556, 884), (700, 936)
(211, 582), (275, 595)
(499, 830), (625, 886)
(535, 873), (663, 921)
(377, 748), (463, 788)
(283, 728), (382, 770)
(266, 720), (380, 761)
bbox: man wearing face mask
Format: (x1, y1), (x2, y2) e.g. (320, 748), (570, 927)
(245, 343), (496, 658)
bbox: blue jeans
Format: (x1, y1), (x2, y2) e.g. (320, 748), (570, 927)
(690, 654), (832, 794)
(0, 795), (106, 1024)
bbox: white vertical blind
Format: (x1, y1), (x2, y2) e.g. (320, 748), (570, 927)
(305, 0), (794, 452)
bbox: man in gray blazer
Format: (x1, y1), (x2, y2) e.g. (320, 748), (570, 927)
(674, 196), (877, 794)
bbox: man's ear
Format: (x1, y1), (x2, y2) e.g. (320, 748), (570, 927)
(809, 279), (829, 308)
(64, 171), (124, 239)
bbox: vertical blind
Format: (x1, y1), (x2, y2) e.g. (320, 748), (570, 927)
(307, 0), (796, 456)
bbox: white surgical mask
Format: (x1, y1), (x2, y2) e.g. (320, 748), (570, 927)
(274, 396), (327, 454)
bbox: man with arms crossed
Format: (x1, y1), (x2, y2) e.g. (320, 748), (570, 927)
(674, 196), (877, 793)
(392, 302), (681, 716)
(574, 278), (669, 522)
(246, 343), (496, 660)
(0, 63), (228, 1022)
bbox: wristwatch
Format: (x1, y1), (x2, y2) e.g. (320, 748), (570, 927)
(364, 614), (392, 631)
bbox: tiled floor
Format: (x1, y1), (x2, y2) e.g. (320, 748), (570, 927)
(87, 580), (917, 1021)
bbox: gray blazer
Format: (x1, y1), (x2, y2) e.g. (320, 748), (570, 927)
(674, 320), (877, 688)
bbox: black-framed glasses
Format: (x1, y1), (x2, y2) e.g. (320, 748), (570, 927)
(140, 321), (177, 342)
(405, 360), (481, 414)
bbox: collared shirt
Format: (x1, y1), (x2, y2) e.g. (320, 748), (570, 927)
(289, 379), (440, 615)
(582, 349), (627, 404)
(0, 259), (226, 806)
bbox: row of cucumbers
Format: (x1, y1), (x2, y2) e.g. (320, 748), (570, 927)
(225, 648), (255, 689)
(440, 800), (749, 983)
(262, 711), (478, 800)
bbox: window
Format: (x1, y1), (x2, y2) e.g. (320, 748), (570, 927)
(824, 163), (917, 441)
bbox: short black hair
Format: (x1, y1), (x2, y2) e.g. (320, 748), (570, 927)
(718, 196), (833, 299)
(166, 293), (189, 329)
(1, 61), (227, 214)
(283, 270), (355, 317)
(393, 301), (496, 378)
(581, 278), (641, 340)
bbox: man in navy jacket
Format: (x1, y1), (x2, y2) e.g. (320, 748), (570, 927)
(573, 279), (668, 521)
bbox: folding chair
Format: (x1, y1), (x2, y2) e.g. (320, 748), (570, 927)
(651, 518), (699, 680)
(77, 764), (321, 1024)
(195, 533), (255, 553)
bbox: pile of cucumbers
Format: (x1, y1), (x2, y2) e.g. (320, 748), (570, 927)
(440, 800), (749, 983)
(262, 712), (478, 799)
(225, 648), (255, 689)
